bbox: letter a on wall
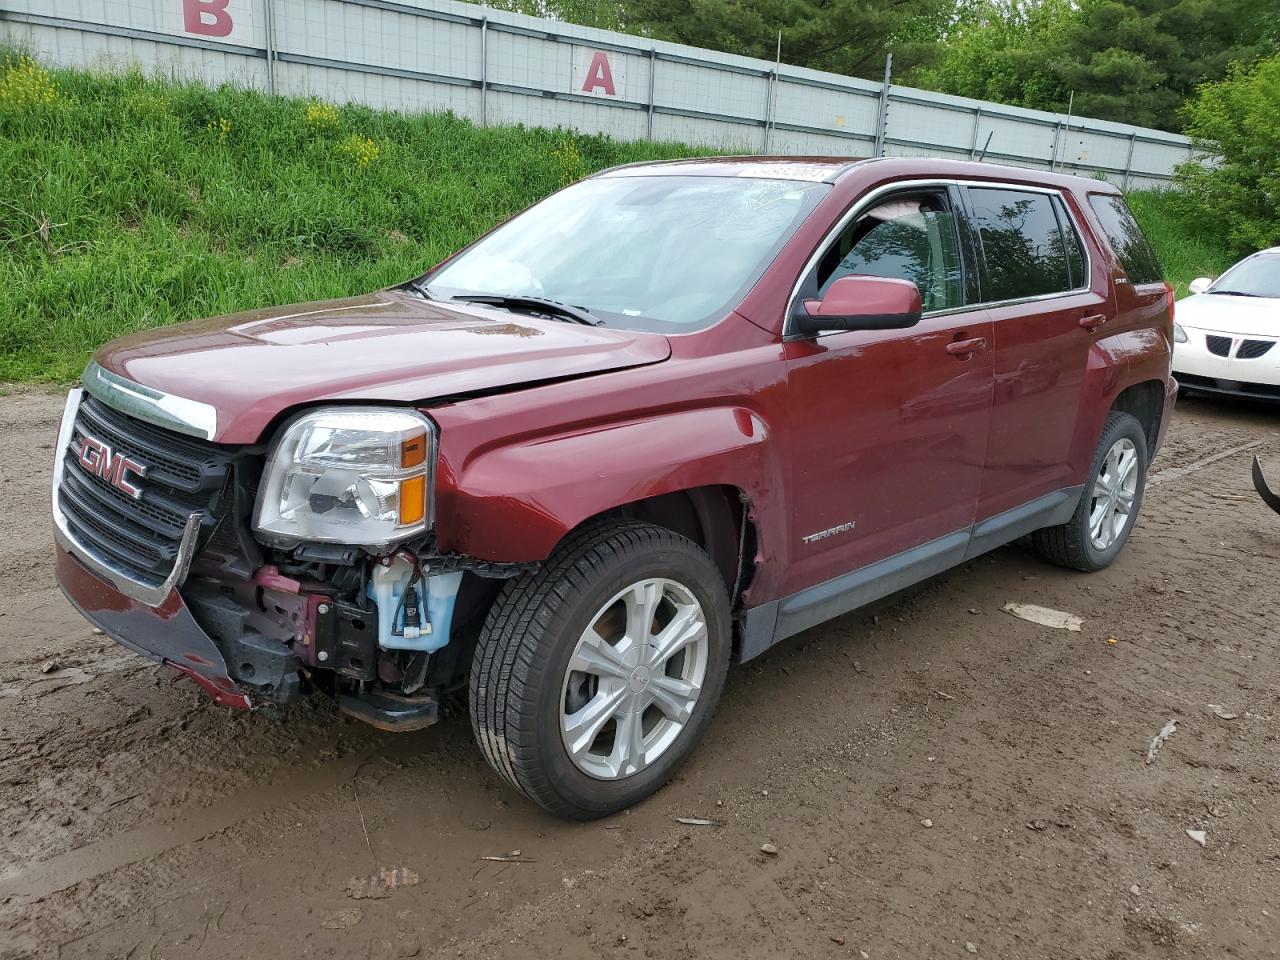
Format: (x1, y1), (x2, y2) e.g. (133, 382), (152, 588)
(170, 0), (255, 45)
(573, 49), (626, 99)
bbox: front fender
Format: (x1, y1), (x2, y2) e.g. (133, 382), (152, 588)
(434, 405), (783, 573)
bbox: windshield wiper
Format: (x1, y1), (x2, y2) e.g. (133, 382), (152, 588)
(1211, 289), (1265, 298)
(450, 294), (604, 326)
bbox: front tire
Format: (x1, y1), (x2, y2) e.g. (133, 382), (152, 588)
(469, 521), (731, 819)
(1033, 411), (1149, 572)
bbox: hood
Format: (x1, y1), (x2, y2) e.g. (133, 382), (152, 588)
(94, 290), (671, 443)
(1177, 292), (1280, 338)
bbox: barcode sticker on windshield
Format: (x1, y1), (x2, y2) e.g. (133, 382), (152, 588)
(736, 163), (839, 182)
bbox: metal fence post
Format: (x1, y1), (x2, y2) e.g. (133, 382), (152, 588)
(968, 107), (982, 159)
(479, 17), (488, 128)
(647, 49), (656, 140)
(1122, 132), (1137, 190)
(262, 0), (276, 94)
(762, 70), (776, 152)
(874, 53), (892, 157)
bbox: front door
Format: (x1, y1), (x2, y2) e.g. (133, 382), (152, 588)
(782, 186), (994, 596)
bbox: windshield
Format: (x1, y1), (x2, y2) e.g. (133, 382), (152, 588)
(425, 175), (829, 331)
(1210, 253), (1280, 298)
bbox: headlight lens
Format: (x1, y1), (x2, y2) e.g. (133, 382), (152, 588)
(254, 407), (434, 547)
(1173, 322), (1188, 343)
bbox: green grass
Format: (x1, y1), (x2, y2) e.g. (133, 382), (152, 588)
(0, 56), (706, 381)
(0, 54), (1230, 382)
(1126, 189), (1235, 295)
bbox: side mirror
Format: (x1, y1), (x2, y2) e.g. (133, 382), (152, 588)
(1188, 277), (1213, 295)
(792, 276), (923, 337)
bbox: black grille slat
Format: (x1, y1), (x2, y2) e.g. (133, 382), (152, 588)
(1206, 335), (1232, 357)
(74, 399), (225, 492)
(61, 466), (186, 541)
(66, 440), (201, 532)
(61, 489), (173, 578)
(57, 396), (239, 587)
(1238, 339), (1274, 360)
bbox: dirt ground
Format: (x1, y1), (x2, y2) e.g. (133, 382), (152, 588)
(2, 386), (1279, 960)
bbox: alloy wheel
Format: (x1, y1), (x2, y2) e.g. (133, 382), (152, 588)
(560, 578), (709, 780)
(1089, 436), (1139, 550)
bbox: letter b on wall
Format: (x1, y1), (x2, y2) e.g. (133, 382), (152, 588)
(171, 0), (254, 44)
(184, 0), (232, 36)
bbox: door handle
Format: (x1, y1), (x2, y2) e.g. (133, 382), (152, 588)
(946, 336), (987, 357)
(1079, 313), (1108, 330)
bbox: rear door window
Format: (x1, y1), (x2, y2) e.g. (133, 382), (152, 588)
(967, 188), (1073, 302)
(1087, 194), (1163, 284)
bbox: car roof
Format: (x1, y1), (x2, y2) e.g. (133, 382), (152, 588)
(596, 155), (1117, 193)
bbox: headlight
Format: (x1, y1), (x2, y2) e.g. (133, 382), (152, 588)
(254, 407), (434, 547)
(1173, 322), (1188, 343)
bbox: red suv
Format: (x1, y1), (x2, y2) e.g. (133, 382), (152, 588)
(52, 157), (1176, 818)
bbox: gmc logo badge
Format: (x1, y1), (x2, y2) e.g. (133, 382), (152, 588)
(77, 435), (148, 500)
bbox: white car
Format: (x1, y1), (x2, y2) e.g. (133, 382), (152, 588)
(1173, 248), (1280, 400)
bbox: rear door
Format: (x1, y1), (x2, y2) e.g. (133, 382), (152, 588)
(1086, 192), (1172, 359)
(963, 185), (1109, 519)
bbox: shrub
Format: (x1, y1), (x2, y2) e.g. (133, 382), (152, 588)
(1175, 52), (1280, 257)
(206, 115), (232, 143)
(337, 133), (381, 168)
(0, 54), (58, 110)
(306, 100), (339, 132)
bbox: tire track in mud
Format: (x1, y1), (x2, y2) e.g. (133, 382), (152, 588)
(0, 750), (375, 901)
(1147, 438), (1264, 487)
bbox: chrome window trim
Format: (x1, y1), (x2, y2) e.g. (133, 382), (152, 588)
(83, 360), (219, 442)
(51, 388), (203, 608)
(785, 178), (1094, 337)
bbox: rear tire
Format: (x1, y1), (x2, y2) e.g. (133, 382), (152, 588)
(1033, 411), (1148, 572)
(469, 520), (731, 820)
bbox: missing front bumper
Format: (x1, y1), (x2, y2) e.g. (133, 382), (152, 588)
(55, 544), (253, 710)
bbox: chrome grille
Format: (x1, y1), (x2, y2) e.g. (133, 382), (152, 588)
(57, 396), (235, 586)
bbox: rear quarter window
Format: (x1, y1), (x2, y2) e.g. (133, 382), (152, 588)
(1087, 194), (1163, 285)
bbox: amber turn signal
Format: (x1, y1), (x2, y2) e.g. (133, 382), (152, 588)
(398, 475), (426, 525)
(401, 432), (428, 468)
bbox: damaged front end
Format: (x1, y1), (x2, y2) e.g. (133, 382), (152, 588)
(52, 374), (513, 730)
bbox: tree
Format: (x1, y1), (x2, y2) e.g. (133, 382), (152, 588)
(1176, 52), (1280, 255)
(482, 0), (626, 31)
(1051, 0), (1280, 130)
(912, 0), (1280, 132)
(622, 0), (954, 81)
(906, 0), (1074, 111)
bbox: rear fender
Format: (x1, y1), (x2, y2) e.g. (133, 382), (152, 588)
(435, 406), (784, 590)
(1067, 328), (1168, 478)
